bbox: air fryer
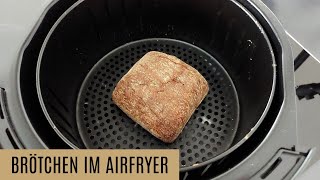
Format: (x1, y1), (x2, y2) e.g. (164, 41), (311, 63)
(14, 0), (300, 179)
(30, 0), (276, 171)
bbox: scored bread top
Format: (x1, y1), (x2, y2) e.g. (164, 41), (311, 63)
(112, 51), (209, 143)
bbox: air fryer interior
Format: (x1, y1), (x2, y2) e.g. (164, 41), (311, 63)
(38, 0), (274, 153)
(21, 0), (275, 170)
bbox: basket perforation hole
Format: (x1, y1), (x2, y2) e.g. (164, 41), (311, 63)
(181, 160), (186, 166)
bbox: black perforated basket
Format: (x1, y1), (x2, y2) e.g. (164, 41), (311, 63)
(76, 38), (240, 168)
(36, 0), (275, 172)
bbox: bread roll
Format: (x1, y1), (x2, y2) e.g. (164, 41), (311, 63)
(112, 51), (209, 143)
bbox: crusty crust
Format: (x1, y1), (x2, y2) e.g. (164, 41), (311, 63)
(112, 51), (209, 143)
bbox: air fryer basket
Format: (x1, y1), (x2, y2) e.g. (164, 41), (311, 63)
(36, 0), (275, 171)
(76, 38), (240, 168)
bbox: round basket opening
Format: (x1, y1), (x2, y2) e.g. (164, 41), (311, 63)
(35, 0), (274, 171)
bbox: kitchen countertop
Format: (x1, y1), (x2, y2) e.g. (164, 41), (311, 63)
(261, 0), (320, 62)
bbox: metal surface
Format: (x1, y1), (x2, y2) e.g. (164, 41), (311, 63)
(77, 38), (239, 169)
(261, 0), (320, 62)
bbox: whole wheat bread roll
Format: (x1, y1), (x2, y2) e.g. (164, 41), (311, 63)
(112, 51), (209, 143)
